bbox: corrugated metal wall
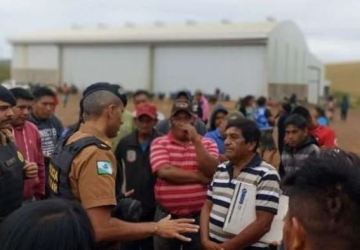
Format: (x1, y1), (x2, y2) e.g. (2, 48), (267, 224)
(153, 45), (267, 99)
(61, 45), (151, 90)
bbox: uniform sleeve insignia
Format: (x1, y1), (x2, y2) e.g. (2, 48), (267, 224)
(96, 161), (113, 175)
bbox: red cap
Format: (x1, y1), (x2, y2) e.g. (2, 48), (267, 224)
(135, 103), (157, 119)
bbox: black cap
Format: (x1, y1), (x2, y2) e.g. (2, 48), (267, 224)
(175, 90), (192, 101)
(170, 100), (193, 117)
(10, 87), (34, 100)
(0, 85), (16, 106)
(83, 82), (127, 107)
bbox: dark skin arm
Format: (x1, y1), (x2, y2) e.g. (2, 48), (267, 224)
(265, 109), (275, 126)
(156, 165), (210, 185)
(200, 200), (224, 250)
(182, 124), (219, 178)
(86, 206), (199, 242)
(218, 154), (228, 163)
(220, 211), (275, 250)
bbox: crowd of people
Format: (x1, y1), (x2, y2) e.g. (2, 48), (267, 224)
(0, 82), (358, 250)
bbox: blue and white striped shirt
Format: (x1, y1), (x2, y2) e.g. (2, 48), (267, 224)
(207, 154), (280, 250)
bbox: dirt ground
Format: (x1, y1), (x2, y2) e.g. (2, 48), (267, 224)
(56, 94), (360, 154)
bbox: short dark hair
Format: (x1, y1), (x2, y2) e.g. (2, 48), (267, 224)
(133, 89), (151, 99)
(292, 106), (311, 121)
(226, 118), (260, 150)
(32, 86), (56, 100)
(257, 96), (267, 106)
(242, 95), (255, 107)
(281, 102), (292, 113)
(284, 114), (308, 130)
(283, 149), (360, 248)
(82, 90), (122, 119)
(0, 199), (95, 250)
(10, 87), (34, 101)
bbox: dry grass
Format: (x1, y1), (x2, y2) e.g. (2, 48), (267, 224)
(55, 94), (236, 126)
(326, 62), (360, 97)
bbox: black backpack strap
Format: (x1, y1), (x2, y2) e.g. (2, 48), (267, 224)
(66, 136), (111, 155)
(48, 136), (111, 199)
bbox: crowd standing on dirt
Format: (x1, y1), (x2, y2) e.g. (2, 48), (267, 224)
(0, 82), (358, 250)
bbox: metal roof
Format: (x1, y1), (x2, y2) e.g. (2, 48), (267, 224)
(9, 21), (278, 44)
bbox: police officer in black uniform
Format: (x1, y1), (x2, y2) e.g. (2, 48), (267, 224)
(0, 85), (38, 222)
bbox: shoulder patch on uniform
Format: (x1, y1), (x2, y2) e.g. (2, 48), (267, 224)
(96, 161), (113, 175)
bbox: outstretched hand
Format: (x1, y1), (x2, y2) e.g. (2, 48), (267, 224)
(156, 214), (200, 242)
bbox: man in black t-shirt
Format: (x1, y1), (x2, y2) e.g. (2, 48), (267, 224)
(29, 86), (63, 159)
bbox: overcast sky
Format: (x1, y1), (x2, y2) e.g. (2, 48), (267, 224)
(0, 0), (359, 63)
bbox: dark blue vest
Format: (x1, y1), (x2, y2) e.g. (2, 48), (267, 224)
(0, 141), (25, 218)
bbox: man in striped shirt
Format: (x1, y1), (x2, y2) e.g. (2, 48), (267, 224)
(151, 100), (219, 250)
(200, 118), (280, 250)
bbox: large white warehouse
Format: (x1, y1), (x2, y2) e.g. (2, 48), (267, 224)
(9, 21), (325, 102)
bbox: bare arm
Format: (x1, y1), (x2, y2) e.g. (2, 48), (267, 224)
(200, 200), (224, 250)
(87, 206), (199, 242)
(220, 211), (275, 250)
(182, 124), (219, 178)
(200, 200), (213, 243)
(156, 165), (209, 185)
(87, 206), (156, 242)
(266, 109), (275, 126)
(193, 137), (219, 178)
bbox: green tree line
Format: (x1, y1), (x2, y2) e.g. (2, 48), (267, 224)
(0, 60), (10, 82)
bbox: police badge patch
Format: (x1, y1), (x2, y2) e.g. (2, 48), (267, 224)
(126, 150), (136, 163)
(97, 161), (113, 175)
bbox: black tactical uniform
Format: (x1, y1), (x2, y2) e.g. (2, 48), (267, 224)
(0, 134), (25, 221)
(0, 86), (26, 221)
(48, 135), (110, 199)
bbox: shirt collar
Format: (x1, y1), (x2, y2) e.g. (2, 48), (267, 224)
(128, 129), (158, 146)
(241, 153), (262, 169)
(13, 125), (24, 131)
(284, 136), (317, 152)
(12, 121), (29, 131)
(79, 124), (111, 146)
(215, 128), (223, 139)
(226, 153), (262, 176)
(167, 131), (193, 146)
